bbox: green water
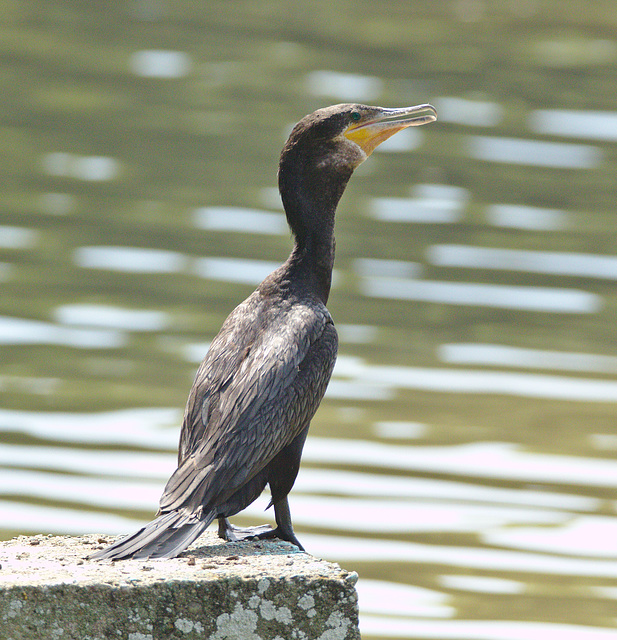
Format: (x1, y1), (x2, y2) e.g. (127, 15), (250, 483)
(2, 1), (617, 638)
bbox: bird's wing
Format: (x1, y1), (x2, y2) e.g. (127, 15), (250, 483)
(158, 295), (337, 515)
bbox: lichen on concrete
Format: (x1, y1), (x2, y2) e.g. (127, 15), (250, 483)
(0, 533), (360, 640)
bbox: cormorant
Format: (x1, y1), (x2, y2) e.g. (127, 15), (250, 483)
(90, 102), (437, 560)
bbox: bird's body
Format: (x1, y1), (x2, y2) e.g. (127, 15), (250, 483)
(91, 102), (436, 560)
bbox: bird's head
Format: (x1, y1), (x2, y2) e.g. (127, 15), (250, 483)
(280, 103), (437, 176)
(278, 103), (437, 245)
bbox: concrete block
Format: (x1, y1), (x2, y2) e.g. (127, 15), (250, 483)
(0, 533), (360, 640)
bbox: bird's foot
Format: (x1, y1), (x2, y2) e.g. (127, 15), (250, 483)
(218, 518), (304, 551)
(220, 522), (274, 542)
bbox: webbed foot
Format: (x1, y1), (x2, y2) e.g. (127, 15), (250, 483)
(217, 517), (304, 551)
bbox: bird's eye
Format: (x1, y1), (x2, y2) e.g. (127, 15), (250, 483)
(350, 111), (361, 122)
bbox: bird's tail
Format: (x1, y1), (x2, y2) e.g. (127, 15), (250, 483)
(89, 509), (215, 561)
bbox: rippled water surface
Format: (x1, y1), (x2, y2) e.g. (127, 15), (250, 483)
(2, 2), (617, 638)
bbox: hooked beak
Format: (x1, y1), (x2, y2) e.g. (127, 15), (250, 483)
(344, 104), (437, 156)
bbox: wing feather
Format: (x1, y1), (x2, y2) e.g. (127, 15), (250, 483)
(158, 292), (337, 515)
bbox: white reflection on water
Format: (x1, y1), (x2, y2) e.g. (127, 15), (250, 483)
(192, 257), (281, 285)
(42, 153), (120, 181)
(0, 226), (38, 249)
(258, 187), (284, 210)
(303, 439), (617, 488)
(335, 355), (617, 402)
(361, 276), (601, 313)
(336, 324), (378, 345)
(486, 203), (568, 230)
(305, 70), (383, 101)
(360, 615), (617, 640)
(0, 501), (141, 536)
(2, 468), (162, 511)
(439, 574), (524, 594)
(370, 184), (468, 224)
(182, 341), (212, 363)
(357, 580), (455, 619)
(530, 109), (617, 142)
(0, 444), (174, 478)
(0, 407), (179, 447)
(433, 97), (503, 127)
(484, 516), (617, 558)
(194, 206), (286, 235)
(302, 533), (617, 578)
(373, 421), (427, 439)
(468, 136), (602, 169)
(428, 244), (617, 280)
(589, 586), (617, 600)
(0, 315), (126, 348)
(325, 378), (393, 401)
(74, 246), (188, 273)
(74, 246), (341, 289)
(129, 50), (191, 78)
(440, 343), (617, 374)
(55, 304), (169, 331)
(590, 434), (617, 451)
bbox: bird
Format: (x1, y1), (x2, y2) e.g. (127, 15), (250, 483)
(90, 102), (437, 560)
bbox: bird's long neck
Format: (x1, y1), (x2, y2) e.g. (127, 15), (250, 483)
(286, 213), (335, 304)
(278, 148), (352, 304)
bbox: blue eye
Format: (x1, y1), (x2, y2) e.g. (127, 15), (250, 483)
(350, 111), (361, 122)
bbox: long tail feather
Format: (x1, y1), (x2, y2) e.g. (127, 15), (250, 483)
(89, 510), (215, 560)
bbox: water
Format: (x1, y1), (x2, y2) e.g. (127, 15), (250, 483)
(2, 1), (617, 638)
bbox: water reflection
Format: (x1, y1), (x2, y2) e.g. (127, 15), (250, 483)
(468, 136), (602, 169)
(74, 246), (187, 273)
(485, 204), (568, 230)
(439, 343), (617, 374)
(0, 226), (38, 249)
(360, 616), (617, 640)
(129, 50), (192, 78)
(303, 439), (617, 488)
(194, 206), (287, 235)
(357, 580), (455, 619)
(302, 533), (617, 578)
(433, 97), (503, 127)
(305, 70), (383, 101)
(193, 257), (281, 284)
(530, 109), (617, 142)
(373, 421), (427, 439)
(333, 355), (617, 402)
(370, 184), (468, 223)
(55, 304), (169, 331)
(0, 316), (126, 348)
(428, 244), (617, 280)
(484, 517), (617, 558)
(41, 153), (120, 181)
(438, 574), (524, 595)
(361, 276), (600, 313)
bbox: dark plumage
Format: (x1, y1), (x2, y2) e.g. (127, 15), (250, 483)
(90, 102), (436, 560)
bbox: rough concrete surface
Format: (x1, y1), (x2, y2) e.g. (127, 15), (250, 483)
(0, 533), (360, 640)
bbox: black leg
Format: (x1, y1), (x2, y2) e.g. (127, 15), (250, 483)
(269, 495), (304, 550)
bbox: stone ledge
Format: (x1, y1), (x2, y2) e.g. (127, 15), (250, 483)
(0, 533), (360, 640)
